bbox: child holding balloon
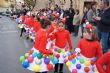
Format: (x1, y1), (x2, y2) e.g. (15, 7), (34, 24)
(66, 24), (103, 73)
(49, 21), (73, 73)
(20, 19), (57, 73)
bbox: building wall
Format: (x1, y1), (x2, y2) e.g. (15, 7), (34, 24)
(0, 0), (15, 8)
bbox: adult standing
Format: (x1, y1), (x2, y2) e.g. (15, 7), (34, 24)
(73, 9), (80, 36)
(94, 0), (110, 53)
(87, 2), (97, 26)
(65, 8), (75, 34)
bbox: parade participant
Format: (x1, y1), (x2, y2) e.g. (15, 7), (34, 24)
(19, 13), (26, 37)
(50, 22), (72, 73)
(33, 18), (41, 33)
(20, 19), (57, 73)
(93, 0), (110, 53)
(96, 52), (110, 73)
(66, 24), (103, 73)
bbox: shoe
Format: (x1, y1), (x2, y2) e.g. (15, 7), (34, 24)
(26, 37), (29, 39)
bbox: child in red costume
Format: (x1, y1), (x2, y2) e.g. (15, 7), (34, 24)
(33, 20), (41, 33)
(34, 19), (53, 55)
(20, 19), (56, 73)
(67, 24), (103, 73)
(96, 52), (110, 73)
(77, 25), (102, 59)
(50, 22), (72, 73)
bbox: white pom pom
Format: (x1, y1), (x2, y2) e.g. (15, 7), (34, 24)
(43, 13), (47, 16)
(86, 22), (89, 25)
(75, 48), (81, 53)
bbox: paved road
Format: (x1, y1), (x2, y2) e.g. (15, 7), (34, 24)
(0, 15), (80, 73)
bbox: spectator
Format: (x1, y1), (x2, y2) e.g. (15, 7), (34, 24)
(65, 8), (75, 34)
(93, 0), (110, 53)
(73, 9), (80, 36)
(87, 2), (97, 26)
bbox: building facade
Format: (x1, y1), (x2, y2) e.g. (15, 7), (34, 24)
(0, 0), (15, 8)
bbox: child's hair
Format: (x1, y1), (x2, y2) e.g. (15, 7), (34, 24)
(40, 19), (51, 29)
(84, 27), (99, 41)
(58, 21), (64, 25)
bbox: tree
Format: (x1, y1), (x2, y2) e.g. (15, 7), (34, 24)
(24, 0), (37, 11)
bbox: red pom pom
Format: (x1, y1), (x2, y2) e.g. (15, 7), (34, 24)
(29, 49), (34, 55)
(86, 24), (92, 29)
(55, 13), (60, 18)
(56, 54), (60, 59)
(91, 60), (95, 65)
(68, 55), (73, 61)
(84, 67), (90, 72)
(47, 64), (53, 71)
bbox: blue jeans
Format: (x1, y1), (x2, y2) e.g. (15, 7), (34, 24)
(100, 32), (109, 53)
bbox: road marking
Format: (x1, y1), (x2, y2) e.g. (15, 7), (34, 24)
(0, 31), (18, 33)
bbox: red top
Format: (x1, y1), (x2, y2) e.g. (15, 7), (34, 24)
(50, 30), (72, 50)
(28, 17), (35, 28)
(48, 25), (54, 35)
(34, 29), (53, 55)
(25, 17), (30, 26)
(22, 15), (26, 24)
(77, 39), (102, 59)
(33, 21), (41, 32)
(48, 24), (58, 35)
(96, 52), (110, 73)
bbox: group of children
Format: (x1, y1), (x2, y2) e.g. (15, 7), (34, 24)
(18, 10), (110, 73)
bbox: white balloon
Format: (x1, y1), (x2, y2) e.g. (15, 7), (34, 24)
(35, 59), (42, 65)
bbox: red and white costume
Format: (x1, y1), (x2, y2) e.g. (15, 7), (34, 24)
(96, 52), (110, 73)
(67, 39), (102, 73)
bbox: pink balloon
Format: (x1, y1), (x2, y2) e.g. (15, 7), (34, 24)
(54, 48), (57, 51)
(64, 59), (68, 63)
(72, 69), (77, 73)
(27, 56), (34, 63)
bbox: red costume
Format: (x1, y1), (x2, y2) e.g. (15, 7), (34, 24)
(33, 20), (41, 32)
(22, 15), (26, 24)
(34, 29), (52, 55)
(96, 52), (110, 73)
(77, 39), (102, 59)
(25, 16), (30, 26)
(50, 30), (72, 50)
(28, 16), (35, 28)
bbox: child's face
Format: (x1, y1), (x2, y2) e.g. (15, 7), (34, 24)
(58, 23), (65, 31)
(52, 20), (57, 25)
(83, 30), (92, 40)
(46, 25), (51, 31)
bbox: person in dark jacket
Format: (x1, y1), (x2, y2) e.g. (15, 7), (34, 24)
(93, 0), (110, 53)
(65, 8), (75, 34)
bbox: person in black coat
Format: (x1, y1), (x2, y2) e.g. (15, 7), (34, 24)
(64, 8), (75, 34)
(93, 0), (110, 53)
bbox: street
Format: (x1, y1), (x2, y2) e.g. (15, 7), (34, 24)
(0, 15), (80, 73)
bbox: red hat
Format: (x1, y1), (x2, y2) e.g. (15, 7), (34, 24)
(42, 15), (47, 19)
(86, 24), (93, 31)
(86, 24), (92, 29)
(61, 18), (66, 24)
(55, 13), (60, 18)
